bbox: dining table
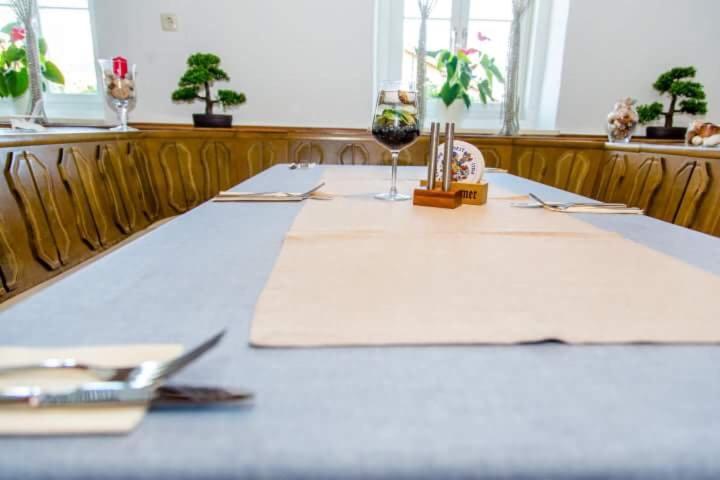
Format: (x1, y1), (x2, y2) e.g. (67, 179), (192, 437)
(1, 164), (719, 480)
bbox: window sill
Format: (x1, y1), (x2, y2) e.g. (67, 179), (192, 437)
(422, 99), (546, 133)
(0, 93), (105, 124)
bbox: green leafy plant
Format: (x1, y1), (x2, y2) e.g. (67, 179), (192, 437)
(171, 53), (246, 115)
(430, 43), (504, 109)
(637, 66), (708, 128)
(0, 21), (65, 98)
(374, 108), (417, 127)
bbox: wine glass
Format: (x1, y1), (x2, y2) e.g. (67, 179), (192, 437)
(371, 81), (420, 201)
(98, 57), (137, 132)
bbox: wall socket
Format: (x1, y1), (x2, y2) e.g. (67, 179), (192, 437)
(160, 13), (178, 32)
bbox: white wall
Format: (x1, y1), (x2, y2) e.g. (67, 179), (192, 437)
(94, 0), (375, 128)
(94, 0), (718, 134)
(555, 0), (719, 133)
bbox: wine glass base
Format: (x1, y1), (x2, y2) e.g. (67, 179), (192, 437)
(109, 125), (138, 132)
(375, 192), (411, 201)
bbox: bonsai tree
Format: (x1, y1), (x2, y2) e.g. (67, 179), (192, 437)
(171, 53), (246, 115)
(637, 66), (707, 128)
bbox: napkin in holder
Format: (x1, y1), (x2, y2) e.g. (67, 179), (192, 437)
(0, 344), (182, 436)
(414, 123), (488, 208)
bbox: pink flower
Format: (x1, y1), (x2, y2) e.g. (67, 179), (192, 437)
(459, 48), (478, 55)
(10, 27), (25, 42)
(477, 32), (491, 42)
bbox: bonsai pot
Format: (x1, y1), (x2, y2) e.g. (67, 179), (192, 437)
(193, 113), (232, 128)
(645, 126), (686, 140)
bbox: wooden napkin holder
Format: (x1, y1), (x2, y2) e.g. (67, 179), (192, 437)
(418, 180), (488, 206)
(413, 187), (463, 209)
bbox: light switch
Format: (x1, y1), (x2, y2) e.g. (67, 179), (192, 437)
(161, 13), (178, 32)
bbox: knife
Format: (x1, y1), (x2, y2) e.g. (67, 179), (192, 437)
(0, 382), (253, 408)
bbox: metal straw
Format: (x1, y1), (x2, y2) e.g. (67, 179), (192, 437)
(442, 123), (455, 192)
(427, 122), (439, 190)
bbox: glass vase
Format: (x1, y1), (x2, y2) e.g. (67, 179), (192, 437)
(98, 58), (137, 132)
(606, 98), (639, 143)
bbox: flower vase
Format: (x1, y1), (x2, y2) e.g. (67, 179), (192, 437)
(437, 100), (469, 126)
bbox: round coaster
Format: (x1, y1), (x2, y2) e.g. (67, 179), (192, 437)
(436, 140), (485, 183)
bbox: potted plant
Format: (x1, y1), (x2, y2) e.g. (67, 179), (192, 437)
(430, 33), (504, 123)
(637, 66), (708, 139)
(171, 53), (246, 128)
(0, 22), (65, 111)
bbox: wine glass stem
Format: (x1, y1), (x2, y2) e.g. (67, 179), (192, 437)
(390, 151), (400, 196)
(117, 104), (128, 131)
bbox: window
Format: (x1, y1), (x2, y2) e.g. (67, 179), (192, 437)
(0, 0), (101, 119)
(377, 0), (552, 130)
(401, 0), (512, 104)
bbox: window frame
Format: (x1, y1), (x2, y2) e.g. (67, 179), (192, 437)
(375, 0), (554, 131)
(0, 0), (103, 122)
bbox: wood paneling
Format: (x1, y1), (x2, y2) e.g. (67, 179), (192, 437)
(129, 142), (161, 223)
(0, 213), (19, 295)
(339, 143), (370, 165)
(201, 141), (232, 198)
(5, 150), (71, 270)
(59, 147), (106, 249)
(159, 142), (200, 213)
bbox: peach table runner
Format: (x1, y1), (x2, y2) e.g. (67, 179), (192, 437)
(251, 167), (720, 346)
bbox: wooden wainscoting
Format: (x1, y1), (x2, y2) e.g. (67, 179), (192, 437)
(0, 126), (717, 302)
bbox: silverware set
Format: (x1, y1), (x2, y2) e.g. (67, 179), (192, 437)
(426, 121), (456, 192)
(288, 162), (317, 170)
(511, 193), (644, 214)
(213, 183), (331, 202)
(0, 330), (253, 408)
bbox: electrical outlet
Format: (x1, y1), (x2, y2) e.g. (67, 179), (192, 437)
(160, 13), (178, 32)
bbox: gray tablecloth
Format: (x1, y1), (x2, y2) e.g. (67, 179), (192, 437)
(1, 165), (719, 480)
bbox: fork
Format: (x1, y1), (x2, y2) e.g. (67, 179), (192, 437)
(528, 193), (629, 210)
(0, 330), (226, 387)
(216, 182), (326, 200)
(515, 196), (628, 209)
(528, 193), (644, 214)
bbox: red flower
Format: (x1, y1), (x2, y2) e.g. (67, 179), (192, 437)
(113, 56), (128, 79)
(459, 48), (478, 55)
(10, 27), (25, 42)
(477, 32), (491, 42)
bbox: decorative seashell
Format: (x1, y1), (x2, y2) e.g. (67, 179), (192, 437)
(699, 123), (720, 137)
(688, 122), (720, 138)
(702, 134), (720, 147)
(398, 90), (416, 105)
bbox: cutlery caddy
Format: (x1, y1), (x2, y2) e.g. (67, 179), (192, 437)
(413, 122), (488, 209)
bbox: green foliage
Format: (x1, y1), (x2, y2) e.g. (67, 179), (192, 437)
(178, 67), (213, 86)
(679, 98), (708, 116)
(217, 89), (246, 107)
(0, 72), (8, 97)
(42, 60), (64, 85)
(637, 102), (664, 123)
(638, 66), (708, 127)
(5, 68), (29, 98)
(171, 86), (200, 102)
(374, 108), (417, 127)
(0, 21), (64, 98)
(652, 66), (696, 92)
(171, 52), (246, 115)
(431, 48), (504, 109)
(0, 22), (20, 35)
